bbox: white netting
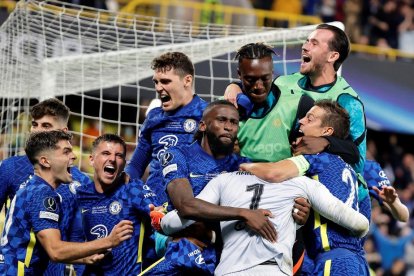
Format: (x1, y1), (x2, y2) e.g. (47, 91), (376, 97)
(0, 0), (323, 171)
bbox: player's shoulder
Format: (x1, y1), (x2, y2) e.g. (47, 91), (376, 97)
(1, 155), (30, 166)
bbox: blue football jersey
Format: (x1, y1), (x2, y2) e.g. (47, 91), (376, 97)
(75, 179), (159, 275)
(363, 159), (391, 204)
(0, 176), (61, 275)
(0, 155), (35, 209)
(125, 95), (208, 204)
(162, 141), (250, 211)
(302, 152), (364, 259)
(0, 155), (90, 275)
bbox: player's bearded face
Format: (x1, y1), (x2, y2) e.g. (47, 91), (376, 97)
(204, 106), (239, 155)
(238, 57), (273, 105)
(300, 29), (334, 76)
(90, 141), (126, 186)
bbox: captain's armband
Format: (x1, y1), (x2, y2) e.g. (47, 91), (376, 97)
(287, 155), (310, 176)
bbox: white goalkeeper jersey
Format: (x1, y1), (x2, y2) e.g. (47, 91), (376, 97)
(193, 172), (368, 275)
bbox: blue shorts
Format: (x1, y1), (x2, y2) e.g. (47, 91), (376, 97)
(312, 248), (369, 276)
(142, 238), (216, 275)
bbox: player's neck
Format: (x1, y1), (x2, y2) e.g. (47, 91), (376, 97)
(34, 170), (60, 190)
(308, 69), (336, 87)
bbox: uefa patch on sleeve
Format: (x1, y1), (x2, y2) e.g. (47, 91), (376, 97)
(162, 164), (177, 176)
(39, 211), (59, 222)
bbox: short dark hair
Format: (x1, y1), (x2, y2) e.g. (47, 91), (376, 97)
(235, 42), (277, 65)
(92, 134), (126, 156)
(315, 100), (350, 139)
(316, 24), (350, 71)
(194, 100), (238, 141)
(151, 52), (194, 78)
(30, 98), (70, 125)
(25, 130), (72, 165)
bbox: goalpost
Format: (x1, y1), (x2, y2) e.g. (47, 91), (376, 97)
(0, 0), (329, 171)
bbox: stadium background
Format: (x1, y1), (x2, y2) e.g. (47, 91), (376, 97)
(0, 0), (413, 275)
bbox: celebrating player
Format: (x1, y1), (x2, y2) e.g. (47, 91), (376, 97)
(126, 52), (208, 205)
(74, 134), (159, 275)
(0, 130), (133, 275)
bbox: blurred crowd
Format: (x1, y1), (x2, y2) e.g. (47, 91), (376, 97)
(365, 133), (414, 275)
(251, 0), (414, 52)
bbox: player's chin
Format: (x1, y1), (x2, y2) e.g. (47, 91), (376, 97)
(248, 92), (267, 104)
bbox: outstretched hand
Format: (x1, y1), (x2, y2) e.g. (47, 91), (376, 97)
(291, 136), (329, 156)
(373, 186), (397, 204)
(242, 209), (277, 243)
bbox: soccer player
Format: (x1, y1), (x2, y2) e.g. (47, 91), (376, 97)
(143, 100), (277, 275)
(225, 25), (367, 273)
(225, 24), (366, 172)
(0, 130), (133, 275)
(74, 134), (158, 275)
(0, 98), (90, 275)
(161, 171), (370, 275)
(240, 100), (370, 275)
(126, 52), (208, 205)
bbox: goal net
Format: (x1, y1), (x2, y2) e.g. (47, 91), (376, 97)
(0, 0), (326, 172)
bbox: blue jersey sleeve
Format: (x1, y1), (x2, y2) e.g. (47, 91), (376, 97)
(338, 94), (366, 173)
(125, 118), (153, 180)
(302, 153), (325, 175)
(161, 147), (189, 189)
(363, 160), (391, 204)
(0, 159), (12, 208)
(30, 188), (60, 233)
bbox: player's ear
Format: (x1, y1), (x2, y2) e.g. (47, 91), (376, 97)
(183, 74), (192, 88)
(328, 51), (339, 63)
(323, 126), (334, 136)
(199, 120), (206, 132)
(39, 155), (51, 168)
(237, 68), (241, 79)
(89, 154), (94, 166)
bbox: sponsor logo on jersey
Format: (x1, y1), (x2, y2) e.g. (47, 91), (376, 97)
(143, 184), (151, 191)
(0, 254), (4, 263)
(109, 201), (122, 215)
(195, 254), (205, 265)
(379, 170), (387, 178)
(69, 181), (81, 194)
(188, 248), (201, 257)
(81, 209), (89, 214)
(91, 224), (108, 239)
(43, 197), (57, 211)
(183, 119), (197, 133)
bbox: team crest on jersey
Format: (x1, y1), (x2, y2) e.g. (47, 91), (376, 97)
(183, 119), (197, 132)
(109, 201), (122, 215)
(43, 197), (57, 211)
(69, 181), (81, 194)
(91, 224), (108, 239)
